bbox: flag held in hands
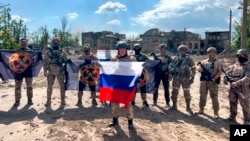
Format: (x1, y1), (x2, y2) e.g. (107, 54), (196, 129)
(99, 62), (144, 108)
(0, 50), (43, 80)
(65, 59), (100, 91)
(136, 60), (161, 93)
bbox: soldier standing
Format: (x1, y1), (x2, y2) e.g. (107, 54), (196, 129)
(196, 47), (223, 118)
(13, 38), (34, 106)
(169, 45), (196, 115)
(224, 49), (250, 124)
(76, 44), (98, 106)
(132, 43), (149, 107)
(109, 41), (136, 130)
(43, 37), (68, 107)
(152, 44), (172, 107)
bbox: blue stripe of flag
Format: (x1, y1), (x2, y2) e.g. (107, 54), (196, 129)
(100, 74), (138, 92)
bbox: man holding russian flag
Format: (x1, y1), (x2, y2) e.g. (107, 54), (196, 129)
(99, 41), (144, 130)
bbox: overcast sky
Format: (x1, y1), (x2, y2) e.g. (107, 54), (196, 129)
(1, 0), (242, 39)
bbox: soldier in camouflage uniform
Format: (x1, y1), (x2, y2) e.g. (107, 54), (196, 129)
(131, 43), (149, 107)
(13, 38), (34, 106)
(76, 44), (99, 106)
(152, 44), (173, 107)
(196, 47), (223, 118)
(109, 41), (136, 130)
(169, 45), (196, 115)
(43, 37), (68, 107)
(224, 49), (250, 124)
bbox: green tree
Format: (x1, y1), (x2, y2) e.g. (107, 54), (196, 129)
(0, 6), (25, 49)
(232, 0), (250, 50)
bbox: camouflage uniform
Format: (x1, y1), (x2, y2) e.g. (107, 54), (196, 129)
(76, 44), (99, 106)
(43, 38), (68, 106)
(197, 47), (223, 118)
(109, 41), (136, 130)
(14, 38), (33, 106)
(224, 49), (250, 124)
(169, 45), (196, 114)
(132, 43), (149, 107)
(152, 44), (172, 107)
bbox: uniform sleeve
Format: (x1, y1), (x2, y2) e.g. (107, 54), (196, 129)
(90, 54), (98, 60)
(215, 59), (223, 78)
(233, 63), (250, 87)
(62, 51), (68, 63)
(190, 58), (196, 76)
(43, 50), (50, 72)
(77, 54), (83, 59)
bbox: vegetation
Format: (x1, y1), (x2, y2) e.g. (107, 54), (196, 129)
(0, 1), (249, 51)
(0, 3), (80, 50)
(232, 0), (250, 50)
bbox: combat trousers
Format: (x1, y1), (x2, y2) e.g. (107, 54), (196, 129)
(153, 72), (170, 105)
(77, 84), (97, 101)
(113, 103), (133, 120)
(46, 73), (65, 104)
(134, 85), (147, 102)
(171, 77), (192, 108)
(15, 77), (33, 102)
(199, 81), (219, 113)
(229, 87), (250, 121)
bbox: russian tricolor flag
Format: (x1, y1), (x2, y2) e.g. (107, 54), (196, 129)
(99, 61), (144, 108)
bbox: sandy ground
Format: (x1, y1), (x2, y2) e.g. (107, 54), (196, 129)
(0, 56), (244, 141)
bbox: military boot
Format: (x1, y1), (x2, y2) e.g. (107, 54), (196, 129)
(76, 91), (83, 106)
(13, 100), (20, 107)
(214, 111), (219, 119)
(60, 90), (66, 106)
(27, 98), (33, 105)
(45, 91), (52, 107)
(170, 98), (177, 110)
(92, 99), (98, 105)
(195, 108), (204, 115)
(128, 119), (135, 130)
(109, 117), (119, 127)
(186, 100), (194, 115)
(143, 101), (149, 107)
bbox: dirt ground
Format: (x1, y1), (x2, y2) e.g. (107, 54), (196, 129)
(0, 55), (244, 141)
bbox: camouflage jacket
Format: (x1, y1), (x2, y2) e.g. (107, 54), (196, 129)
(112, 54), (136, 62)
(224, 61), (250, 87)
(200, 58), (223, 77)
(170, 54), (196, 79)
(43, 48), (67, 75)
(155, 52), (172, 72)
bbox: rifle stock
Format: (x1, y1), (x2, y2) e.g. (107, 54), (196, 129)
(197, 61), (220, 84)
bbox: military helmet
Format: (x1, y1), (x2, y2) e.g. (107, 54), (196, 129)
(159, 43), (167, 49)
(52, 37), (60, 43)
(177, 44), (188, 52)
(207, 47), (217, 53)
(83, 44), (90, 51)
(133, 43), (142, 50)
(116, 41), (128, 49)
(236, 49), (249, 58)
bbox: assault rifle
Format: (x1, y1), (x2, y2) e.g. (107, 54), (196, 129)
(151, 52), (159, 60)
(197, 61), (220, 84)
(222, 68), (234, 83)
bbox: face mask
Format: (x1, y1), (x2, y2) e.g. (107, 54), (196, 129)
(134, 49), (140, 55)
(52, 43), (59, 50)
(238, 56), (248, 63)
(84, 50), (90, 54)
